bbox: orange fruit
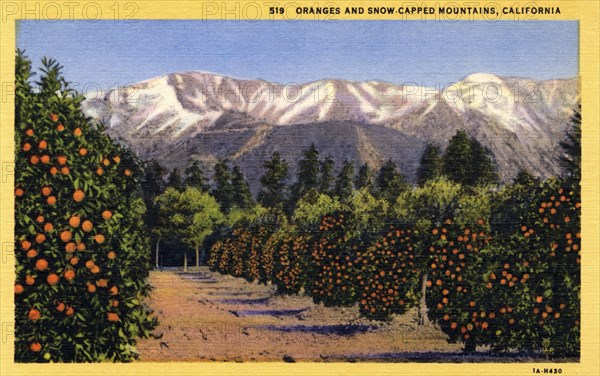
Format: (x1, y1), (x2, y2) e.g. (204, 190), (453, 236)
(107, 251), (117, 260)
(96, 167), (104, 175)
(90, 265), (100, 274)
(41, 186), (52, 196)
(65, 306), (74, 316)
(30, 155), (39, 164)
(35, 259), (48, 271)
(68, 215), (81, 228)
(107, 312), (119, 322)
(38, 140), (47, 149)
(44, 222), (54, 232)
(21, 240), (32, 251)
(103, 158), (110, 166)
(47, 273), (59, 286)
(14, 284), (24, 294)
(102, 210), (112, 220)
(15, 188), (25, 197)
(85, 260), (95, 269)
(30, 342), (42, 352)
(97, 279), (108, 288)
(69, 257), (79, 266)
(26, 249), (38, 258)
(60, 230), (72, 243)
(94, 234), (105, 244)
(22, 143), (31, 152)
(35, 233), (46, 244)
(47, 196), (57, 205)
(25, 275), (35, 285)
(87, 283), (97, 293)
(124, 169), (132, 176)
(111, 300), (119, 308)
(64, 269), (75, 281)
(73, 127), (83, 136)
(49, 167), (58, 175)
(79, 147), (88, 156)
(28, 308), (41, 321)
(41, 155), (52, 164)
(73, 189), (85, 202)
(61, 166), (70, 175)
(109, 286), (119, 295)
(76, 242), (86, 251)
(113, 156), (121, 163)
(536, 296), (543, 303)
(56, 302), (65, 312)
(81, 220), (93, 232)
(50, 113), (59, 122)
(25, 129), (34, 136)
(65, 242), (76, 253)
(56, 124), (65, 132)
(57, 155), (67, 165)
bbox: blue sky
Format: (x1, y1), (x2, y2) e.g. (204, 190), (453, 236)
(17, 20), (578, 89)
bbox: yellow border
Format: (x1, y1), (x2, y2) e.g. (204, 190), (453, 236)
(1, 1), (598, 375)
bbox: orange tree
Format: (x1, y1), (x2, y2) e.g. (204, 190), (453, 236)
(357, 224), (420, 320)
(14, 52), (157, 362)
(485, 178), (580, 356)
(271, 227), (312, 295)
(423, 218), (492, 352)
(308, 212), (363, 307)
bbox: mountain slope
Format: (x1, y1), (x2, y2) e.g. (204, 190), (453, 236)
(81, 71), (579, 192)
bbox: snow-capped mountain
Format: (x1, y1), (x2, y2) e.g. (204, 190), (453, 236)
(81, 71), (579, 192)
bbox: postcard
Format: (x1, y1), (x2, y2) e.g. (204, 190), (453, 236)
(0, 1), (598, 375)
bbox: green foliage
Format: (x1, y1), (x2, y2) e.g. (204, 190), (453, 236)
(14, 52), (157, 362)
(184, 160), (209, 192)
(319, 157), (335, 195)
(154, 187), (225, 265)
(335, 161), (354, 201)
(166, 168), (184, 192)
(442, 130), (472, 185)
(417, 144), (443, 186)
(291, 144), (320, 203)
(211, 159), (234, 213)
(258, 152), (289, 209)
(375, 159), (410, 202)
(442, 130), (498, 187)
(231, 165), (254, 209)
(354, 163), (373, 191)
(292, 191), (344, 229)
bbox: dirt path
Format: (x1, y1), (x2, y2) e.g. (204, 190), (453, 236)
(136, 268), (473, 362)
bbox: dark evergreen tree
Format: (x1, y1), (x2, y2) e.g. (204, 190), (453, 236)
(166, 168), (184, 191)
(469, 138), (498, 186)
(335, 161), (354, 201)
(212, 159), (234, 213)
(442, 130), (472, 185)
(513, 169), (540, 186)
(354, 163), (373, 190)
(184, 160), (209, 192)
(258, 152), (289, 209)
(416, 144), (443, 186)
(560, 104), (582, 184)
(292, 144), (320, 199)
(376, 159), (409, 202)
(319, 156), (335, 195)
(231, 165), (254, 209)
(143, 160), (167, 202)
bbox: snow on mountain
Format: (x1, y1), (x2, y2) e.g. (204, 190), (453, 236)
(81, 71), (579, 191)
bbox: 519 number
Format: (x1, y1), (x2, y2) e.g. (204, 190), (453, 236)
(270, 7), (285, 14)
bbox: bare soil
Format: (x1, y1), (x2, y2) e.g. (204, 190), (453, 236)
(136, 268), (542, 362)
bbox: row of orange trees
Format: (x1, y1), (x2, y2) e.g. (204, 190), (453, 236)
(208, 173), (580, 356)
(14, 53), (157, 362)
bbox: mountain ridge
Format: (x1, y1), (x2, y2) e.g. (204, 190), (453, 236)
(81, 71), (579, 193)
